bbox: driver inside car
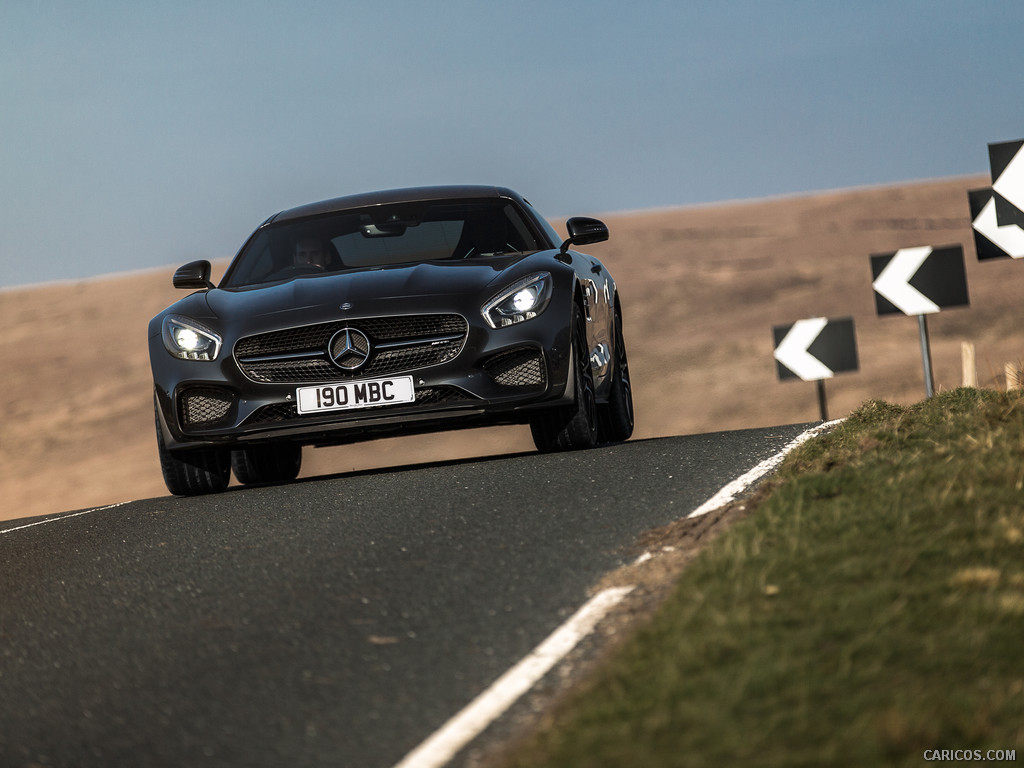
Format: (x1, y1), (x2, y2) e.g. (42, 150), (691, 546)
(293, 238), (330, 269)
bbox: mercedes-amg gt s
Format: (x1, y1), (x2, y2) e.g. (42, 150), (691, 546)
(149, 185), (633, 495)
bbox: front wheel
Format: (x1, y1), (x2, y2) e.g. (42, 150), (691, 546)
(530, 303), (598, 452)
(155, 402), (230, 496)
(598, 302), (634, 443)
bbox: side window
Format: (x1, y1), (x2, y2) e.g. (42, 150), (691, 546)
(247, 243), (275, 282)
(524, 201), (562, 249)
(502, 204), (542, 252)
(228, 236), (275, 286)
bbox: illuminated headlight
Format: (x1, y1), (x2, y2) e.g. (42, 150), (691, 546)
(482, 273), (553, 329)
(162, 316), (222, 361)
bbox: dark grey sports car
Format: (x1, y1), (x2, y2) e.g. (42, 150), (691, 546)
(149, 185), (633, 495)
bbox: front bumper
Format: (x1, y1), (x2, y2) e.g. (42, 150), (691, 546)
(151, 309), (574, 452)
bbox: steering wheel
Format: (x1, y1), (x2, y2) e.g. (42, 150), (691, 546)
(269, 264), (325, 280)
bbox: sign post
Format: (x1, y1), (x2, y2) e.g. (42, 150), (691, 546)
(870, 245), (969, 398)
(815, 379), (828, 424)
(772, 317), (858, 421)
(917, 315), (934, 398)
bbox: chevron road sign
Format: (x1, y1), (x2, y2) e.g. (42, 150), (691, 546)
(870, 245), (969, 316)
(990, 139), (1024, 228)
(970, 187), (1024, 260)
(772, 317), (858, 382)
(970, 139), (1024, 260)
(870, 245), (968, 398)
(772, 316), (858, 421)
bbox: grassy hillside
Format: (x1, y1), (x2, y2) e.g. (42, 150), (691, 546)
(503, 388), (1024, 767)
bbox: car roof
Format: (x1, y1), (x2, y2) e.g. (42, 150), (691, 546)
(269, 185), (527, 224)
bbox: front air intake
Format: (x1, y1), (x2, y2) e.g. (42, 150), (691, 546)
(482, 347), (546, 388)
(178, 387), (235, 427)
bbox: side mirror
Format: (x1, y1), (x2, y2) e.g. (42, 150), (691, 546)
(559, 217), (609, 254)
(173, 260), (215, 290)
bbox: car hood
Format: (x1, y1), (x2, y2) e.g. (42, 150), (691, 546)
(205, 255), (541, 326)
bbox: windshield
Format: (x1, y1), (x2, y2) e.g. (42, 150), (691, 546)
(222, 199), (545, 288)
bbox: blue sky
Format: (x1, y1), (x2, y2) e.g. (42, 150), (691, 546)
(1, 1), (1021, 288)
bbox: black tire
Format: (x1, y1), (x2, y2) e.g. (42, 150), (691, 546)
(598, 301), (634, 444)
(530, 303), (598, 452)
(231, 444), (302, 486)
(155, 402), (230, 496)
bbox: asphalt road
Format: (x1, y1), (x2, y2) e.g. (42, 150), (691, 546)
(1, 425), (813, 768)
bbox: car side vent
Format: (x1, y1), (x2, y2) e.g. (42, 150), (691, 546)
(482, 347), (546, 388)
(179, 387), (235, 427)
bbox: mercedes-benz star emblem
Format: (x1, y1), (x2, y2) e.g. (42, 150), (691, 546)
(328, 328), (371, 371)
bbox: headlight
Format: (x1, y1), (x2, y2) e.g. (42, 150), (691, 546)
(482, 272), (553, 329)
(162, 315), (222, 361)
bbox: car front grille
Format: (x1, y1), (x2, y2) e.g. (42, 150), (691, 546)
(234, 314), (468, 384)
(482, 347), (546, 388)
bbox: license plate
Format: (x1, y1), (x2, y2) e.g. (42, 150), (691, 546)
(296, 376), (415, 414)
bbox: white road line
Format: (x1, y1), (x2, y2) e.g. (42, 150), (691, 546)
(688, 420), (843, 519)
(392, 585), (635, 768)
(0, 501), (129, 535)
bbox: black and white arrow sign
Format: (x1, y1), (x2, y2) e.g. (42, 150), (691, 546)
(870, 245), (969, 316)
(772, 317), (858, 382)
(970, 187), (1024, 260)
(989, 140), (1024, 228)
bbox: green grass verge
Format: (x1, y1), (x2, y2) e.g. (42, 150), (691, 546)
(505, 388), (1024, 767)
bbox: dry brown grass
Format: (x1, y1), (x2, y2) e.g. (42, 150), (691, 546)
(3, 174), (1017, 521)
